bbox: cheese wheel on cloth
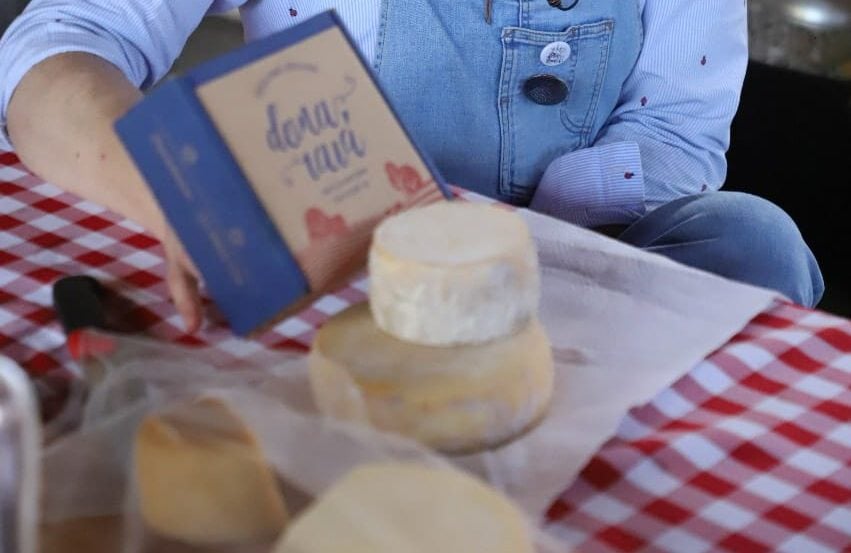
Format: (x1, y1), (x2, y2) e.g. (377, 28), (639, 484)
(134, 396), (288, 545)
(274, 462), (535, 553)
(308, 303), (554, 454)
(369, 201), (540, 346)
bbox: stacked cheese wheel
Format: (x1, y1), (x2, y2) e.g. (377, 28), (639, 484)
(309, 201), (555, 454)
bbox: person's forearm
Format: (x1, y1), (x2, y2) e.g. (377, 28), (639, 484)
(7, 52), (167, 239)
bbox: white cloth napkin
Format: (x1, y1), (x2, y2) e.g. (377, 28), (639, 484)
(456, 208), (781, 516)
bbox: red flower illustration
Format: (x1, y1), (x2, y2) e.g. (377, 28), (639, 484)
(385, 162), (430, 196)
(305, 207), (348, 242)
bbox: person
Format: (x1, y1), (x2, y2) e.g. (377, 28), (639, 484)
(0, 0), (824, 333)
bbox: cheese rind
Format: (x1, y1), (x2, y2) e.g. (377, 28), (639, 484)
(309, 303), (554, 454)
(275, 463), (535, 553)
(134, 397), (288, 545)
(369, 201), (540, 346)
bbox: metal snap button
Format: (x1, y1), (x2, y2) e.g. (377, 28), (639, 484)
(547, 0), (580, 10)
(523, 74), (568, 105)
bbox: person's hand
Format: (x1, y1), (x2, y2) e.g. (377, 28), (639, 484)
(161, 228), (203, 333)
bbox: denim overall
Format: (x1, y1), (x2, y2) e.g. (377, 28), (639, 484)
(374, 0), (641, 205)
(371, 0), (824, 308)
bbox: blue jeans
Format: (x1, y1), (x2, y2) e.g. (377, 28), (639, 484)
(609, 192), (824, 307)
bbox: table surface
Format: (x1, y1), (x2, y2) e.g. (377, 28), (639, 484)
(2, 150), (850, 552)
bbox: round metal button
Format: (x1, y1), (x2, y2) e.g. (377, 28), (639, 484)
(523, 74), (568, 105)
(547, 0), (580, 10)
(540, 41), (571, 66)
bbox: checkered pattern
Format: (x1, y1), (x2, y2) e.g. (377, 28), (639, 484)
(546, 304), (851, 552)
(0, 150), (363, 417)
(2, 151), (850, 550)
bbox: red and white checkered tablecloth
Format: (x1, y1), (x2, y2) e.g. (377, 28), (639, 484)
(2, 150), (850, 552)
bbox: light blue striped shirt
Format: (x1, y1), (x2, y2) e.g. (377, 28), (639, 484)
(0, 0), (748, 228)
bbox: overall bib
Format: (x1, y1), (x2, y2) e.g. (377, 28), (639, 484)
(373, 0), (642, 205)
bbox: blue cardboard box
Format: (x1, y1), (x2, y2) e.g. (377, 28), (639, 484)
(116, 11), (449, 336)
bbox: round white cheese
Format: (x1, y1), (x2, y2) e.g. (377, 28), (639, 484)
(275, 463), (535, 553)
(133, 397), (289, 545)
(369, 201), (540, 346)
(309, 303), (554, 454)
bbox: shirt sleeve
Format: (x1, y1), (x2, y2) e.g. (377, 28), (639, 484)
(529, 0), (748, 228)
(0, 0), (246, 150)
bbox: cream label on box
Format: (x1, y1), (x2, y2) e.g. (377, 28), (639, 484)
(195, 25), (444, 291)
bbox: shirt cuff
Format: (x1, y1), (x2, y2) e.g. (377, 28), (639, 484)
(529, 141), (646, 228)
(0, 30), (146, 151)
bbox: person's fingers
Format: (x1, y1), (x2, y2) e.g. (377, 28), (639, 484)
(179, 248), (202, 280)
(166, 262), (202, 333)
(161, 226), (204, 332)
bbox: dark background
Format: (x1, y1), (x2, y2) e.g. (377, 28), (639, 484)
(2, 6), (850, 316)
(726, 62), (851, 316)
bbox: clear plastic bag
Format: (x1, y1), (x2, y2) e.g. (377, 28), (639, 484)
(40, 332), (566, 552)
